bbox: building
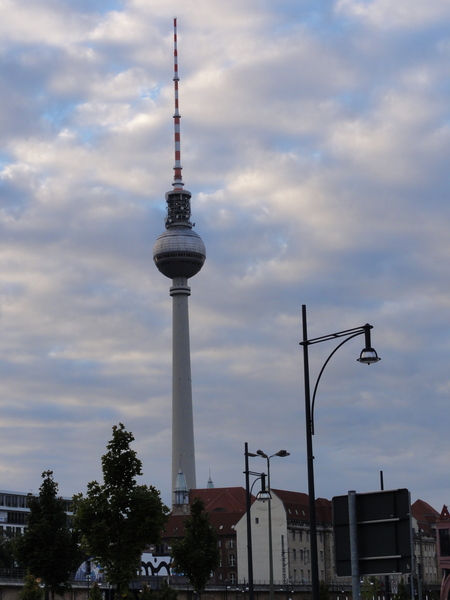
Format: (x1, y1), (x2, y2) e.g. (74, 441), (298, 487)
(411, 499), (441, 587)
(0, 489), (72, 539)
(152, 18), (206, 501)
(161, 487), (247, 586)
(160, 487), (334, 587)
(235, 489), (333, 585)
(435, 505), (450, 600)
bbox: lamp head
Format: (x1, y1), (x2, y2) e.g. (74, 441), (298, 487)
(256, 472), (271, 501)
(256, 449), (267, 458)
(357, 347), (381, 365)
(276, 450), (290, 457)
(357, 324), (381, 365)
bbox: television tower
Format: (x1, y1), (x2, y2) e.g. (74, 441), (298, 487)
(153, 18), (206, 500)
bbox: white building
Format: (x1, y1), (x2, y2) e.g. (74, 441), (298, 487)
(236, 489), (334, 585)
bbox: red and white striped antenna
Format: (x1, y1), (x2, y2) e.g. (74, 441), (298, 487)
(172, 17), (183, 190)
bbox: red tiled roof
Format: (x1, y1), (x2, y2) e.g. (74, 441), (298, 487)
(411, 499), (439, 534)
(272, 489), (332, 523)
(163, 488), (249, 540)
(189, 487), (248, 513)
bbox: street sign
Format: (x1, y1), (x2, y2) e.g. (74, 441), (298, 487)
(333, 489), (413, 576)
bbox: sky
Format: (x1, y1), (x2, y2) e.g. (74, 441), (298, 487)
(1, 0), (450, 513)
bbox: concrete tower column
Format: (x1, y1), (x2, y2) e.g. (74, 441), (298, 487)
(170, 277), (196, 494)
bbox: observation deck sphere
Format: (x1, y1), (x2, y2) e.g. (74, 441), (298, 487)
(153, 226), (206, 279)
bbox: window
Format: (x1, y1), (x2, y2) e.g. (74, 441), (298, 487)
(229, 573), (236, 585)
(299, 531), (303, 541)
(229, 539), (235, 549)
(229, 554), (236, 567)
(440, 529), (450, 556)
(299, 550), (304, 562)
(292, 530), (295, 541)
(293, 549), (297, 561)
(320, 550), (323, 561)
(218, 540), (221, 547)
(255, 518), (259, 524)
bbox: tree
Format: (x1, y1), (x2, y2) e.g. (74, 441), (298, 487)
(15, 471), (82, 600)
(0, 532), (15, 569)
(19, 573), (44, 600)
(73, 424), (169, 598)
(362, 577), (381, 600)
(394, 579), (410, 600)
(319, 581), (330, 600)
(89, 582), (104, 600)
(155, 580), (178, 600)
(171, 497), (220, 594)
(139, 582), (153, 600)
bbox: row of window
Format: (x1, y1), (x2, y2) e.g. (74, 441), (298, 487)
(217, 539), (234, 549)
(0, 525), (24, 537)
(291, 549), (324, 563)
(4, 512), (28, 524)
(291, 530), (325, 542)
(221, 573), (236, 585)
(0, 494), (29, 508)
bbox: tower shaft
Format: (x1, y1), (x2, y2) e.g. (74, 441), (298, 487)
(171, 277), (196, 493)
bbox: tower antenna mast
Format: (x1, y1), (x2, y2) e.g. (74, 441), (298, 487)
(173, 17), (183, 190)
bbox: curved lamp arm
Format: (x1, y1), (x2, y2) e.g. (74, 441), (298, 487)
(310, 331), (362, 435)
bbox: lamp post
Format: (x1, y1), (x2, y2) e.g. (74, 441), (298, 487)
(255, 449), (290, 600)
(244, 443), (271, 600)
(300, 304), (380, 600)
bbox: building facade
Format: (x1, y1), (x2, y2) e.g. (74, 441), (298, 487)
(411, 499), (441, 587)
(235, 489), (334, 585)
(0, 489), (72, 539)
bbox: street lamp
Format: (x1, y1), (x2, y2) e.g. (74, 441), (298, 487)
(300, 304), (380, 600)
(244, 443), (271, 600)
(255, 449), (290, 600)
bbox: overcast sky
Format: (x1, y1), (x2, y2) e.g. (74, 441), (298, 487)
(1, 0), (450, 512)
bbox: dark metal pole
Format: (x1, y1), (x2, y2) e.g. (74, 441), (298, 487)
(245, 443), (254, 600)
(349, 490), (361, 600)
(266, 457), (274, 600)
(302, 304), (319, 600)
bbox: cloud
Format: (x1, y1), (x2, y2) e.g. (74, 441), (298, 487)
(0, 0), (449, 514)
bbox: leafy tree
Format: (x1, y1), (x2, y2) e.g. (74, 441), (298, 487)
(0, 532), (15, 569)
(73, 424), (169, 598)
(19, 573), (44, 600)
(171, 497), (220, 593)
(394, 579), (410, 600)
(15, 471), (82, 600)
(319, 581), (330, 600)
(89, 582), (104, 600)
(139, 583), (153, 600)
(155, 580), (177, 600)
(362, 577), (381, 600)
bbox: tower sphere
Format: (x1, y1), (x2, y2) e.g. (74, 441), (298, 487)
(153, 226), (206, 280)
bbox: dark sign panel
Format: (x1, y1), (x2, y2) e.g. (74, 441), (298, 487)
(333, 489), (413, 576)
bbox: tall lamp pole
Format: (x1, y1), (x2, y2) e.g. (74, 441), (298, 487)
(300, 304), (380, 600)
(244, 443), (271, 600)
(255, 449), (290, 600)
